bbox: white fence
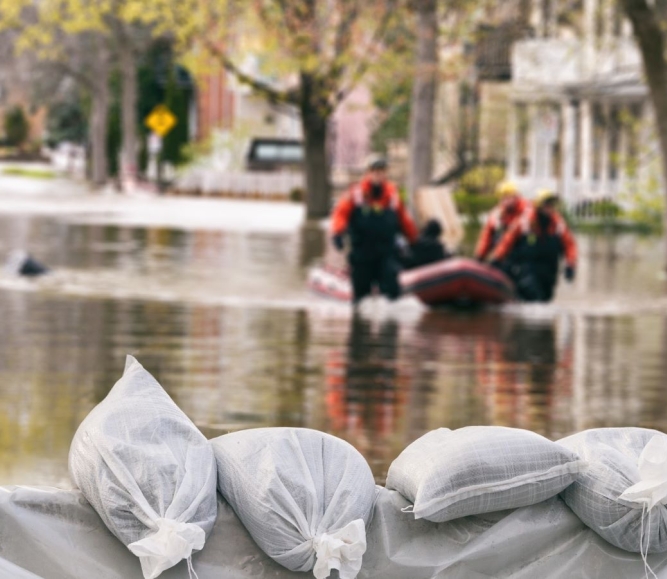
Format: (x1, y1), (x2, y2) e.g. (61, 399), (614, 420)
(174, 169), (304, 199)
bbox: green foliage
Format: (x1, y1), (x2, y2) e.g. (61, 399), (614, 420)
(106, 71), (122, 178)
(371, 81), (411, 153)
(46, 100), (87, 146)
(4, 106), (29, 147)
(453, 191), (498, 220)
(456, 163), (505, 196)
(623, 173), (665, 232)
(3, 166), (55, 179)
(452, 163), (505, 222)
(161, 67), (191, 166)
(370, 17), (415, 153)
(289, 187), (304, 202)
(179, 136), (213, 167)
(138, 39), (193, 171)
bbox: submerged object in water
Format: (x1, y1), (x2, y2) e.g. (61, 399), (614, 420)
(308, 258), (514, 306)
(4, 250), (49, 277)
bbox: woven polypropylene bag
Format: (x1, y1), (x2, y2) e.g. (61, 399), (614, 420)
(386, 426), (583, 523)
(69, 356), (218, 579)
(558, 427), (667, 553)
(212, 427), (376, 579)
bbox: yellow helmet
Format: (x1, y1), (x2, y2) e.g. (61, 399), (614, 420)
(496, 181), (520, 198)
(534, 189), (559, 207)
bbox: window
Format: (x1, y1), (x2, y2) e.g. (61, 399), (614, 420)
(254, 143), (304, 162)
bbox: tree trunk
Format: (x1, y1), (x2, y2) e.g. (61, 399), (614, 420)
(119, 41), (138, 181)
(90, 50), (110, 186)
(621, 0), (667, 269)
(300, 73), (331, 220)
(407, 0), (439, 207)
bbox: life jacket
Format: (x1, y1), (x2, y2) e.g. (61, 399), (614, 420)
(489, 200), (527, 248)
(348, 183), (402, 261)
(487, 208), (507, 249)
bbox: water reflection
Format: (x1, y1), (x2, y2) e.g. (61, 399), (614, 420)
(1, 214), (667, 487)
(325, 315), (407, 479)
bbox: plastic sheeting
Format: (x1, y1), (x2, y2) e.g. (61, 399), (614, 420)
(3, 485), (667, 579)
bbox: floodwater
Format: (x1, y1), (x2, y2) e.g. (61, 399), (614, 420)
(0, 207), (666, 486)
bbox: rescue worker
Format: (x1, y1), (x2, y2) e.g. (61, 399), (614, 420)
(331, 156), (418, 305)
(475, 181), (528, 262)
(402, 218), (451, 270)
(489, 189), (577, 303)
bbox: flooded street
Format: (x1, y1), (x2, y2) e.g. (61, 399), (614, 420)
(0, 199), (666, 486)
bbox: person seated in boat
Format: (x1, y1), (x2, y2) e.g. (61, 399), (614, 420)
(401, 218), (452, 270)
(331, 155), (418, 305)
(489, 189), (577, 302)
(475, 181), (528, 263)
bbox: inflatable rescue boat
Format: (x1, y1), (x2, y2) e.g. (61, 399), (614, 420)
(308, 258), (514, 306)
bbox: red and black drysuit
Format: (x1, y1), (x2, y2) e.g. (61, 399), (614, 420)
(490, 207), (577, 302)
(475, 197), (529, 262)
(331, 179), (418, 303)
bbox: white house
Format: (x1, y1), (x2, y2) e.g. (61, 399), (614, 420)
(506, 0), (652, 207)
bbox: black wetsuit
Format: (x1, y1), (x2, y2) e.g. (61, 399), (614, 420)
(348, 198), (402, 303)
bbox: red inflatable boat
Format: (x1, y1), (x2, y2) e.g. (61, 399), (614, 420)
(308, 258), (514, 306)
(400, 258), (515, 306)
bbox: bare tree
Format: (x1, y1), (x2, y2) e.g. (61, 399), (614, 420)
(202, 0), (401, 219)
(407, 0), (439, 204)
(620, 0), (667, 267)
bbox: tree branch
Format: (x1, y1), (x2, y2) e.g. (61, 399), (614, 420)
(48, 59), (96, 92)
(333, 0), (399, 104)
(203, 38), (300, 105)
(334, 0), (362, 58)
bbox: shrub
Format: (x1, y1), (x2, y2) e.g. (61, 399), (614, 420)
(453, 164), (505, 222)
(456, 164), (505, 197)
(289, 187), (304, 202)
(4, 106), (29, 148)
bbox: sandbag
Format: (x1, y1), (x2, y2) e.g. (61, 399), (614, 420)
(558, 428), (667, 554)
(386, 426), (583, 522)
(212, 427), (376, 579)
(68, 355), (217, 579)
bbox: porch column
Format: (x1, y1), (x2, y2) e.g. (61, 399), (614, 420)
(580, 99), (593, 197)
(618, 107), (629, 185)
(561, 100), (577, 205)
(600, 102), (610, 196)
(529, 103), (540, 183)
(507, 101), (519, 179)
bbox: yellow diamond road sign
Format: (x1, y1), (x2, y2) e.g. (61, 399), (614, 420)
(145, 104), (177, 137)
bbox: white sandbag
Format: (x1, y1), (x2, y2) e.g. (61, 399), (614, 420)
(558, 428), (667, 554)
(212, 427), (376, 579)
(386, 426), (583, 522)
(68, 355), (217, 579)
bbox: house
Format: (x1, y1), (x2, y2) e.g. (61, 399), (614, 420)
(506, 0), (649, 206)
(433, 3), (530, 181)
(192, 53), (374, 177)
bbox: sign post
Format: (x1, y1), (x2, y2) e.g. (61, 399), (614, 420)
(144, 105), (177, 189)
